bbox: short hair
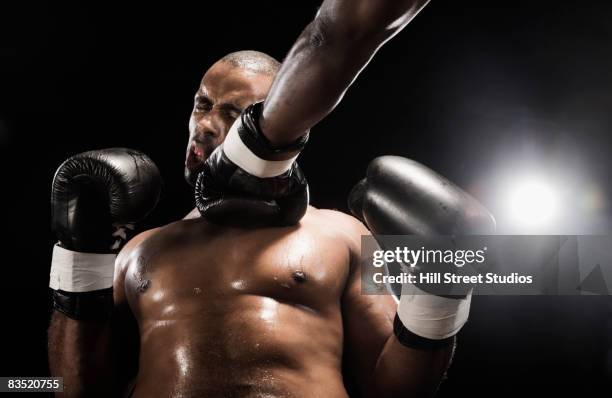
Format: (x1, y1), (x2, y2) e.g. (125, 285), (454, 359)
(220, 50), (281, 76)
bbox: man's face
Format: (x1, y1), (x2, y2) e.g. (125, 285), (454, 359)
(184, 61), (274, 186)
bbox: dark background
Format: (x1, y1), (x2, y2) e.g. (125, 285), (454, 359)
(1, 0), (611, 396)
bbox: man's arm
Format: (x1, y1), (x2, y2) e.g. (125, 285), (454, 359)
(260, 0), (431, 146)
(48, 231), (152, 397)
(340, 215), (454, 397)
(344, 157), (496, 397)
(196, 0), (430, 225)
(47, 149), (160, 397)
(48, 310), (114, 396)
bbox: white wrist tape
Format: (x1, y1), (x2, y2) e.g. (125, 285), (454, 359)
(397, 282), (472, 340)
(222, 118), (299, 178)
(49, 244), (116, 292)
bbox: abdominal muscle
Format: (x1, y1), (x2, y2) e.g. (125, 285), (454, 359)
(130, 294), (348, 398)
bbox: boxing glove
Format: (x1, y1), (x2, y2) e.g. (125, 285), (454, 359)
(195, 101), (309, 227)
(348, 156), (495, 235)
(348, 156), (495, 348)
(49, 148), (162, 319)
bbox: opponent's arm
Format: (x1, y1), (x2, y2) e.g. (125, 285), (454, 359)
(260, 0), (431, 146)
(195, 0), (430, 226)
(47, 149), (161, 397)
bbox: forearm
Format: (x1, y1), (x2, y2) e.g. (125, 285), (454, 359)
(48, 311), (113, 397)
(47, 148), (155, 396)
(371, 334), (455, 397)
(260, 0), (430, 146)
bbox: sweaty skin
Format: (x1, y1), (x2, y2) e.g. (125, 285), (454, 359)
(49, 49), (453, 397)
(115, 207), (387, 397)
(50, 2), (457, 390)
(109, 58), (398, 397)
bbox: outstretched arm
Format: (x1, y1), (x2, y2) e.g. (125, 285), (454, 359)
(260, 0), (431, 146)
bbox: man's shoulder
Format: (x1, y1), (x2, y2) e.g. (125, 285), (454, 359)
(114, 219), (203, 285)
(119, 218), (195, 254)
(307, 207), (365, 228)
(305, 207), (370, 246)
(114, 227), (162, 274)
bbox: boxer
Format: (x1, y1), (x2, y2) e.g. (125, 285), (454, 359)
(48, 0), (494, 397)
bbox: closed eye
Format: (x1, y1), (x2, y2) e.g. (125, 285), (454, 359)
(218, 103), (242, 119)
(194, 96), (213, 112)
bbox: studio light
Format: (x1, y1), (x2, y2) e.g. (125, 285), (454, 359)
(503, 176), (560, 232)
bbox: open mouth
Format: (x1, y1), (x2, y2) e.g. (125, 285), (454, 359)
(185, 142), (206, 169)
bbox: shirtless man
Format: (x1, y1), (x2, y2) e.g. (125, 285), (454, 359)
(48, 0), (494, 396)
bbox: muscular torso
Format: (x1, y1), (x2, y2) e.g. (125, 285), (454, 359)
(122, 209), (355, 398)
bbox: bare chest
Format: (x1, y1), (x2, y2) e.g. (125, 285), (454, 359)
(124, 225), (351, 317)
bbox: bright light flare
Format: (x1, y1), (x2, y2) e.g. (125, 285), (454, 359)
(504, 177), (560, 231)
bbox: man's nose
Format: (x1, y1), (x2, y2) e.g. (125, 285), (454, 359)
(196, 113), (222, 139)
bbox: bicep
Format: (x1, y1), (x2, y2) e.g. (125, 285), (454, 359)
(342, 255), (397, 361)
(341, 223), (397, 394)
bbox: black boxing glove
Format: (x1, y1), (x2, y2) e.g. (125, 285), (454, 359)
(49, 148), (161, 320)
(348, 156), (495, 235)
(195, 101), (309, 227)
(349, 156), (495, 348)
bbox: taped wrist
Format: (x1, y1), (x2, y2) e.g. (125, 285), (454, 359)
(223, 101), (309, 178)
(396, 282), (472, 341)
(49, 244), (116, 320)
(393, 313), (455, 350)
(52, 288), (114, 320)
(49, 244), (116, 292)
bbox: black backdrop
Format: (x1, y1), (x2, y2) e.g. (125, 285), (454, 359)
(1, 0), (611, 396)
